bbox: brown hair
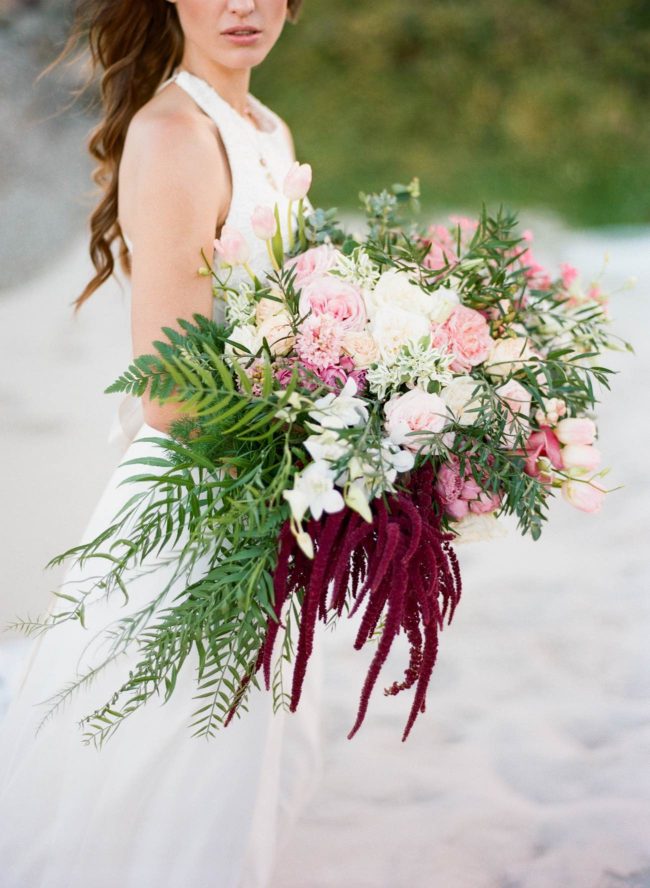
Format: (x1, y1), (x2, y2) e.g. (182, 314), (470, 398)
(53, 0), (303, 310)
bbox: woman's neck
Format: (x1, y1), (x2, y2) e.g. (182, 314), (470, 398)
(179, 54), (251, 114)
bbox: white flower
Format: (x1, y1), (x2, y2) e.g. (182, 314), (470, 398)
(370, 305), (432, 361)
(224, 324), (260, 362)
(440, 375), (484, 426)
(225, 284), (257, 326)
(309, 377), (369, 429)
(384, 387), (449, 453)
(304, 428), (351, 463)
(485, 336), (536, 378)
(344, 479), (373, 523)
(341, 331), (380, 369)
(452, 513), (509, 545)
(257, 310), (294, 357)
(427, 286), (460, 324)
(334, 247), (381, 290)
(367, 270), (432, 319)
(367, 269), (460, 326)
(365, 340), (454, 400)
(282, 461), (345, 523)
(381, 438), (415, 475)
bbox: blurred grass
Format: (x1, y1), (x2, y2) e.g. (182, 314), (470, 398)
(252, 0), (650, 226)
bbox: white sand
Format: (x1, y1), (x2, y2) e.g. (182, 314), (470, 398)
(1, 222), (649, 886)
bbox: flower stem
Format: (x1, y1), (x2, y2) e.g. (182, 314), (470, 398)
(287, 200), (295, 251)
(266, 239), (280, 271)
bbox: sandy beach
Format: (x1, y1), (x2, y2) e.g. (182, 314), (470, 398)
(1, 221), (649, 887)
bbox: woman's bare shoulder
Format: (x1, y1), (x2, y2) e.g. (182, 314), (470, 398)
(119, 86), (230, 236)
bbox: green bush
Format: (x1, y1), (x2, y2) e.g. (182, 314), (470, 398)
(253, 0), (650, 226)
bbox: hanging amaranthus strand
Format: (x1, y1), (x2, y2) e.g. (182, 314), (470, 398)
(226, 463), (462, 741)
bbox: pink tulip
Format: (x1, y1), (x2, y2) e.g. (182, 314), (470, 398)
(561, 477), (606, 513)
(214, 225), (249, 266)
(251, 206), (277, 241)
(519, 426), (563, 480)
(561, 443), (601, 471)
(283, 161), (312, 200)
(555, 417), (596, 446)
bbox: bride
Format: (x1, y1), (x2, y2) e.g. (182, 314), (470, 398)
(0, 1), (324, 886)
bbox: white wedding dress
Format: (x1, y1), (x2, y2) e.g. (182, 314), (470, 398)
(0, 70), (324, 888)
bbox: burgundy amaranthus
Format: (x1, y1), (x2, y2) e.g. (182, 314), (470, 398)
(227, 462), (462, 742)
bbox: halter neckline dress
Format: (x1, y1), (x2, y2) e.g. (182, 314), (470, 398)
(0, 69), (324, 888)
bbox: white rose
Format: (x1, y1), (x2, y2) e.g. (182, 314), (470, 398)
(257, 310), (294, 357)
(370, 305), (431, 361)
(384, 387), (448, 453)
(368, 270), (457, 324)
(440, 375), (484, 426)
(485, 336), (536, 378)
(255, 290), (285, 325)
(341, 331), (380, 368)
(367, 270), (431, 319)
(452, 513), (509, 544)
(225, 324), (260, 361)
(428, 286), (460, 324)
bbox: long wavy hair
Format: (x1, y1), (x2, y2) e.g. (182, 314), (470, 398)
(53, 0), (303, 310)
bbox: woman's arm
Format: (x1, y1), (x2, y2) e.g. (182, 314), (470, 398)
(120, 106), (230, 432)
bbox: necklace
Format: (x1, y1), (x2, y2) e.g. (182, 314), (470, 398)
(176, 68), (281, 193)
(240, 100), (281, 192)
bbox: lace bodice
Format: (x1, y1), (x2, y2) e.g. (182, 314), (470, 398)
(115, 69), (303, 448)
(124, 68), (300, 316)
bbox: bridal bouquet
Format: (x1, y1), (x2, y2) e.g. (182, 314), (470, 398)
(22, 174), (632, 744)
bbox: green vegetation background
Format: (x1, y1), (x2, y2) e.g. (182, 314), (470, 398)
(253, 0), (650, 227)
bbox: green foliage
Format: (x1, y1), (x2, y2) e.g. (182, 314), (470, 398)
(254, 0), (650, 225)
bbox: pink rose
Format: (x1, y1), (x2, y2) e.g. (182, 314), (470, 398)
(555, 417), (597, 446)
(282, 161), (312, 200)
(285, 245), (340, 288)
(250, 205), (277, 240)
(299, 275), (367, 332)
(213, 225), (249, 266)
(561, 477), (606, 513)
(431, 305), (494, 372)
(434, 454), (502, 519)
(435, 459), (464, 505)
(385, 388), (448, 452)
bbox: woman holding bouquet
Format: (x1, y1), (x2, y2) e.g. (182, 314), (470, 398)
(0, 1), (323, 885)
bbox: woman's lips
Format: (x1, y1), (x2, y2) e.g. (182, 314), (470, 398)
(221, 28), (262, 46)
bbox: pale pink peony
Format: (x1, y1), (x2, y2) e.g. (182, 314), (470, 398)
(555, 417), (597, 446)
(285, 245), (340, 288)
(299, 275), (367, 332)
(296, 312), (344, 369)
(214, 225), (249, 266)
(384, 388), (448, 452)
(561, 477), (606, 513)
(431, 304), (494, 372)
(250, 205), (277, 240)
(282, 161), (312, 200)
